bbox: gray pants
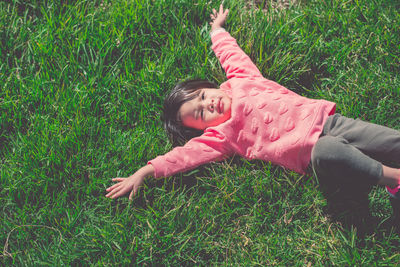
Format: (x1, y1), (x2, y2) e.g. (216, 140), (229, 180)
(311, 114), (400, 185)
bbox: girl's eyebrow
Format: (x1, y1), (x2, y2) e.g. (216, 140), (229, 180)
(193, 91), (203, 120)
(195, 92), (203, 120)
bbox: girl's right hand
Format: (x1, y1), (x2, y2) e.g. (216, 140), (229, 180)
(210, 4), (229, 31)
(105, 164), (155, 200)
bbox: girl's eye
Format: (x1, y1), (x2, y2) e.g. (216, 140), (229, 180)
(201, 92), (205, 100)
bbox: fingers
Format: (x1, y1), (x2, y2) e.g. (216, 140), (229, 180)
(105, 178), (125, 192)
(106, 184), (138, 200)
(105, 178), (125, 198)
(211, 8), (217, 20)
(108, 191), (122, 199)
(105, 183), (122, 198)
(106, 187), (125, 199)
(105, 177), (139, 200)
(210, 5), (229, 21)
(106, 182), (121, 192)
(129, 186), (138, 201)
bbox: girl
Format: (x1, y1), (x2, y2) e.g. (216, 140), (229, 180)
(105, 5), (400, 201)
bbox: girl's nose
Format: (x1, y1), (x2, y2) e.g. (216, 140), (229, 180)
(207, 99), (215, 112)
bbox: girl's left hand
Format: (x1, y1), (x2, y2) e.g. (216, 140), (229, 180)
(210, 4), (229, 31)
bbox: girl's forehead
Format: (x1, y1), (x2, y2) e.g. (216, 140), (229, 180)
(176, 97), (193, 121)
(188, 89), (201, 96)
(178, 100), (202, 129)
(179, 98), (196, 117)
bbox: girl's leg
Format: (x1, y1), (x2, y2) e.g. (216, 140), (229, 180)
(322, 114), (400, 165)
(311, 135), (385, 186)
(312, 114), (400, 195)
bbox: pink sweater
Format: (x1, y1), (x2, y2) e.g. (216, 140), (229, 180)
(149, 30), (336, 178)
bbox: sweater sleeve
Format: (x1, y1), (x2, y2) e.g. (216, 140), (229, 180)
(148, 129), (231, 178)
(211, 30), (263, 80)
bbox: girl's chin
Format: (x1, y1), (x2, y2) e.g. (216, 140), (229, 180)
(207, 113), (231, 128)
(219, 114), (231, 124)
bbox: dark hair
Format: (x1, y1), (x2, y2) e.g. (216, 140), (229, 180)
(163, 79), (218, 146)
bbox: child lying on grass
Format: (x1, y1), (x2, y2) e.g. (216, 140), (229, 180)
(106, 4), (400, 202)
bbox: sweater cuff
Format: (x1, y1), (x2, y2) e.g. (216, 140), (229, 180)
(210, 27), (226, 38)
(147, 161), (162, 179)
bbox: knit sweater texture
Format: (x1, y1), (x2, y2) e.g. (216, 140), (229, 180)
(149, 30), (336, 178)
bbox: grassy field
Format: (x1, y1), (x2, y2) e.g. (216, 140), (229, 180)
(1, 0), (400, 265)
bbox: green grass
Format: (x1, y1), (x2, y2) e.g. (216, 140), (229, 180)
(1, 0), (400, 265)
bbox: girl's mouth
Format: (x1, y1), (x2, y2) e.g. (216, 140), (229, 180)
(218, 98), (223, 114)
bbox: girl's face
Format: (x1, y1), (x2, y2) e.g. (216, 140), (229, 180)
(179, 88), (232, 130)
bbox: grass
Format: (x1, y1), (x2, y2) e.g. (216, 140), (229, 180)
(1, 0), (400, 265)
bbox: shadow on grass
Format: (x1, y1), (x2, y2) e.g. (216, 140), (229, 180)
(317, 175), (400, 239)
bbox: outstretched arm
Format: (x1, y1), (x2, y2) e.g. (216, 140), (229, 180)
(210, 4), (263, 80)
(106, 130), (231, 199)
